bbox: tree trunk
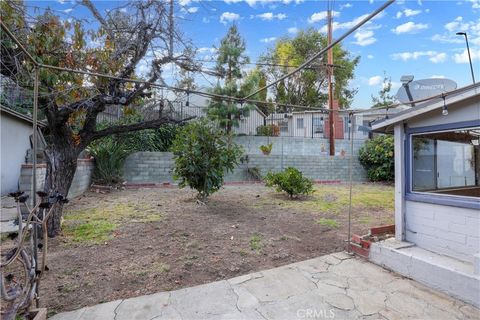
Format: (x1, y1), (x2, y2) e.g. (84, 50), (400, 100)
(43, 141), (79, 237)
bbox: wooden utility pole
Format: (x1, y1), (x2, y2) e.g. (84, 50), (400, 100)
(327, 9), (335, 156)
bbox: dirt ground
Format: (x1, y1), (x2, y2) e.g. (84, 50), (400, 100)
(38, 183), (394, 315)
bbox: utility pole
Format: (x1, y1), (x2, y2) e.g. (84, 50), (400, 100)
(327, 9), (335, 156)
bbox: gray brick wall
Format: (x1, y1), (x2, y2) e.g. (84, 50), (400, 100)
(19, 160), (94, 204)
(405, 201), (480, 263)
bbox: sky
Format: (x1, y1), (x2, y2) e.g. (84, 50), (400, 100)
(27, 0), (480, 109)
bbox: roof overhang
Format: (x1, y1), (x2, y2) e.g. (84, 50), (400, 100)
(371, 83), (480, 134)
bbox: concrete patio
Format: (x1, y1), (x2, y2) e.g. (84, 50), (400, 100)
(50, 252), (479, 320)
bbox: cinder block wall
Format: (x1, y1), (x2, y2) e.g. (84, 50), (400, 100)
(19, 159), (94, 203)
(405, 201), (480, 263)
(123, 137), (367, 184)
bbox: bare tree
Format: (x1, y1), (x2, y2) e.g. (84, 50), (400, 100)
(1, 0), (199, 236)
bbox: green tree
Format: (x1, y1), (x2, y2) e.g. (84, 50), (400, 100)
(371, 73), (396, 108)
(171, 119), (243, 200)
(207, 25), (261, 132)
(265, 167), (314, 198)
(260, 28), (359, 111)
(358, 135), (394, 182)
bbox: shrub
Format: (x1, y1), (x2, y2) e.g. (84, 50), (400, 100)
(259, 143), (273, 155)
(265, 167), (314, 198)
(171, 119), (243, 200)
(256, 124), (279, 136)
(88, 136), (132, 185)
(358, 135), (394, 182)
(89, 111), (181, 185)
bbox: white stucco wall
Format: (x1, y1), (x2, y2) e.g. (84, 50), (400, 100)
(1, 113), (33, 195)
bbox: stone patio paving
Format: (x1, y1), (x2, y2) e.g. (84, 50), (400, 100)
(50, 252), (479, 320)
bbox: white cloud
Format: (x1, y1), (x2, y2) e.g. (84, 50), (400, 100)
(367, 54), (374, 59)
(319, 12), (384, 33)
(368, 75), (383, 86)
(404, 9), (421, 17)
(340, 3), (352, 9)
(260, 37), (277, 43)
(288, 27), (298, 34)
(440, 16), (480, 45)
(256, 12), (287, 20)
(391, 21), (428, 34)
(202, 17), (210, 23)
(179, 0), (192, 5)
(57, 0), (66, 4)
(187, 7), (199, 13)
(198, 47), (217, 54)
(453, 48), (480, 63)
(353, 30), (376, 46)
(239, 0), (303, 7)
(430, 75), (446, 79)
(63, 8), (73, 13)
(396, 11), (403, 19)
(308, 11), (339, 24)
(429, 52), (447, 63)
(391, 51), (447, 63)
(220, 12), (240, 24)
(467, 0), (480, 9)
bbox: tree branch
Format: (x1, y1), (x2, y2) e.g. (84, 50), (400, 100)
(88, 116), (194, 142)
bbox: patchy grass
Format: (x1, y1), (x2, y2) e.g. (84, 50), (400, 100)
(249, 233), (263, 252)
(276, 184), (394, 214)
(63, 220), (116, 244)
(316, 218), (339, 229)
(62, 202), (162, 244)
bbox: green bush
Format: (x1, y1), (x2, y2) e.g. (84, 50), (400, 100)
(265, 167), (314, 198)
(89, 111), (181, 185)
(256, 124), (279, 136)
(171, 119), (243, 200)
(259, 143), (273, 155)
(358, 135), (394, 182)
(88, 136), (132, 185)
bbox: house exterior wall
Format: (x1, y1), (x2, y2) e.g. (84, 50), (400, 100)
(233, 108), (265, 136)
(1, 113), (32, 195)
(394, 98), (480, 263)
(404, 200), (479, 263)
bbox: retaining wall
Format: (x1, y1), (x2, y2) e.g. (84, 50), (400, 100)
(19, 159), (94, 203)
(124, 137), (367, 184)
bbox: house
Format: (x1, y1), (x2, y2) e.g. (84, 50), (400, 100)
(266, 106), (407, 139)
(370, 82), (480, 307)
(0, 105), (45, 196)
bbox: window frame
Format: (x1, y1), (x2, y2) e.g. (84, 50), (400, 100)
(405, 120), (480, 210)
(296, 117), (304, 129)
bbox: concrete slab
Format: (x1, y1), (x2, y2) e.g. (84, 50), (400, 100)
(50, 252), (480, 320)
(370, 239), (480, 308)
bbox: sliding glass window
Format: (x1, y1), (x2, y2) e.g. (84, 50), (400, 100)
(411, 126), (480, 198)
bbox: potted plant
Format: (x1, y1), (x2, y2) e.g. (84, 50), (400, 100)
(259, 143), (273, 155)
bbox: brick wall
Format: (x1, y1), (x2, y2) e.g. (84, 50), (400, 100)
(405, 201), (480, 263)
(19, 159), (94, 203)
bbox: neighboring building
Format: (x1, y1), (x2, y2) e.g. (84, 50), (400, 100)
(0, 105), (45, 195)
(266, 106), (407, 139)
(370, 83), (480, 307)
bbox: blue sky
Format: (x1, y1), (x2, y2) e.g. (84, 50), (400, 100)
(28, 0), (480, 109)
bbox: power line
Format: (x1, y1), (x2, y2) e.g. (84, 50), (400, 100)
(242, 0), (396, 100)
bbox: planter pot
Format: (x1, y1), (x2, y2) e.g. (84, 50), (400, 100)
(261, 151), (271, 156)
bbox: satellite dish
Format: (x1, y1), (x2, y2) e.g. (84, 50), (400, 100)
(396, 78), (457, 105)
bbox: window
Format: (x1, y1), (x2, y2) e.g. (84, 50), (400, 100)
(313, 117), (324, 133)
(296, 118), (304, 129)
(279, 121), (288, 133)
(411, 126), (479, 199)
